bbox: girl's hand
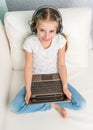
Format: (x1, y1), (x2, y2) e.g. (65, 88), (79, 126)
(25, 91), (32, 104)
(63, 85), (72, 100)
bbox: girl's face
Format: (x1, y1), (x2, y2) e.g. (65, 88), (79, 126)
(36, 19), (58, 46)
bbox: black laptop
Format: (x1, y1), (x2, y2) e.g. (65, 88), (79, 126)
(30, 73), (69, 104)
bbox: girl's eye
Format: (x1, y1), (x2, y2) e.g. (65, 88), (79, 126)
(40, 29), (44, 32)
(50, 30), (55, 33)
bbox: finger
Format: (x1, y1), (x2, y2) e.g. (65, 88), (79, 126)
(67, 92), (72, 99)
(29, 99), (32, 104)
(25, 97), (29, 104)
(65, 90), (70, 99)
(26, 100), (29, 104)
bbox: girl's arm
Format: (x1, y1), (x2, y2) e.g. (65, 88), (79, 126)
(58, 46), (71, 99)
(24, 51), (33, 103)
(58, 46), (67, 87)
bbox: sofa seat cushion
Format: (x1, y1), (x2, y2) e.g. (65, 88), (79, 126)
(5, 50), (93, 130)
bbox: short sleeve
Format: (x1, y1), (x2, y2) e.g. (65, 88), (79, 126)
(57, 34), (67, 49)
(23, 36), (33, 53)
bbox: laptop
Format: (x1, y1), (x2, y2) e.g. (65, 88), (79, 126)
(30, 73), (69, 104)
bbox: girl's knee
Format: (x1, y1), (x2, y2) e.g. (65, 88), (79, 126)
(11, 103), (19, 113)
(10, 87), (26, 113)
(11, 103), (26, 114)
(74, 99), (87, 110)
(10, 99), (26, 114)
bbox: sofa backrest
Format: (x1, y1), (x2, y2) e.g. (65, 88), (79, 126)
(5, 0), (93, 42)
(4, 7), (92, 72)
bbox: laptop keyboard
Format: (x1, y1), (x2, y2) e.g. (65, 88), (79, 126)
(31, 80), (63, 95)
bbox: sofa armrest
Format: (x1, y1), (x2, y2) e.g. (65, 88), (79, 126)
(0, 20), (12, 130)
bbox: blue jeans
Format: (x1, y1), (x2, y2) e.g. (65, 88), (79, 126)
(11, 84), (86, 114)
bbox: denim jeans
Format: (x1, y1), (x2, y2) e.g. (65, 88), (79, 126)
(11, 84), (86, 114)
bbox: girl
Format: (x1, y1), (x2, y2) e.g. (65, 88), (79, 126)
(11, 5), (86, 118)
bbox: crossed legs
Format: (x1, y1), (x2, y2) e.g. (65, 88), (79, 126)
(11, 84), (86, 118)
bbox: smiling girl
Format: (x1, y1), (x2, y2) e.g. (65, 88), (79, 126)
(11, 5), (86, 118)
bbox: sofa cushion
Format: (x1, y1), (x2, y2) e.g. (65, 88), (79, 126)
(4, 7), (92, 71)
(5, 51), (93, 130)
(0, 20), (11, 130)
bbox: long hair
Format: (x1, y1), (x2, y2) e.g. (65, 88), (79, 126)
(61, 33), (68, 52)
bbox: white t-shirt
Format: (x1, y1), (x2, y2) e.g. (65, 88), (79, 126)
(23, 34), (66, 74)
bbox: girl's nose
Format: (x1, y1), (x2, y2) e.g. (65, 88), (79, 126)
(44, 32), (49, 38)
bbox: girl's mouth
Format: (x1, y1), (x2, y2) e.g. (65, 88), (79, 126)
(42, 38), (51, 42)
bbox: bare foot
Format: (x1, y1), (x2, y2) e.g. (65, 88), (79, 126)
(51, 103), (67, 118)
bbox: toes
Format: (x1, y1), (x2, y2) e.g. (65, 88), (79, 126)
(61, 109), (67, 118)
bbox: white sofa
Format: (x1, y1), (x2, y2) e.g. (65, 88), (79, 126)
(0, 7), (93, 130)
